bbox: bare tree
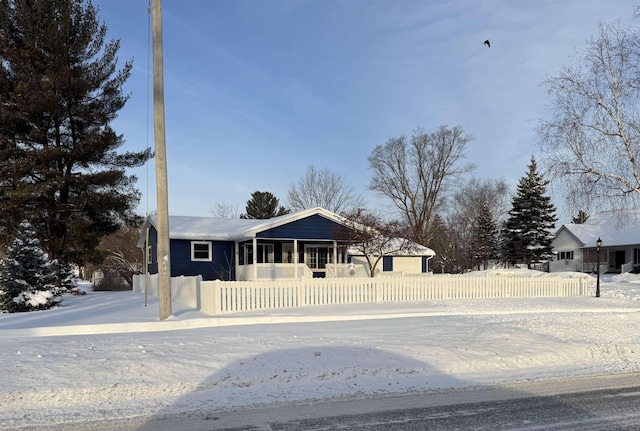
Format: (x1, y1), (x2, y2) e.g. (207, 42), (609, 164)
(84, 224), (143, 289)
(287, 165), (365, 215)
(447, 178), (510, 270)
(368, 125), (475, 246)
(339, 209), (417, 277)
(538, 19), (640, 216)
(211, 201), (241, 218)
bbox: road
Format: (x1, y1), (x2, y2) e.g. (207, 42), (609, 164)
(9, 374), (640, 431)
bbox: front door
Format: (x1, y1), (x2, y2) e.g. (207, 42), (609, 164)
(614, 250), (626, 271)
(305, 244), (334, 277)
(282, 243), (294, 263)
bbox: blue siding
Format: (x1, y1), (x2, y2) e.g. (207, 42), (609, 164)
(147, 227), (158, 274)
(146, 227), (235, 281)
(258, 214), (346, 239)
(169, 240), (235, 280)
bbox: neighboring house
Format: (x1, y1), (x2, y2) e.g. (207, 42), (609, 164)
(348, 241), (435, 277)
(137, 207), (435, 280)
(550, 210), (640, 274)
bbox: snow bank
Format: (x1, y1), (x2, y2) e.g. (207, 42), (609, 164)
(1, 273), (639, 429)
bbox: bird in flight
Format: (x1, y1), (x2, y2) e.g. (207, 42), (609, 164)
(484, 39), (490, 48)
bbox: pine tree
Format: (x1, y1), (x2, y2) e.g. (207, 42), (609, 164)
(471, 202), (498, 270)
(241, 191), (290, 219)
(571, 210), (589, 224)
(51, 258), (78, 292)
(503, 157), (557, 268)
(0, 0), (152, 264)
(0, 220), (60, 313)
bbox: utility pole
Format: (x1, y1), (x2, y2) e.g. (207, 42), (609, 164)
(152, 0), (172, 320)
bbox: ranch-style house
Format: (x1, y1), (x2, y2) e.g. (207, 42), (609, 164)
(550, 210), (640, 274)
(138, 207), (435, 281)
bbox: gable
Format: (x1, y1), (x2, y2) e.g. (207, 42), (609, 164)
(553, 226), (584, 250)
(555, 210), (640, 248)
(257, 214), (346, 240)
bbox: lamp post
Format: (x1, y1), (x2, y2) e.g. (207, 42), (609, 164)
(596, 237), (602, 298)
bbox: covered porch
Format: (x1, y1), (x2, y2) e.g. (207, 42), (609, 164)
(234, 237), (352, 281)
(582, 245), (640, 273)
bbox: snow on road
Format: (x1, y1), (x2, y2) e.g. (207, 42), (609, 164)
(1, 271), (639, 429)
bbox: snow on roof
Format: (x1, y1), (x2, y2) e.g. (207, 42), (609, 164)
(347, 238), (435, 257)
(560, 209), (640, 247)
(138, 207), (349, 245)
(161, 215), (261, 240)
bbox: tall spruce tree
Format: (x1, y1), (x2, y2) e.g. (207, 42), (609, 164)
(471, 202), (498, 270)
(503, 157), (557, 268)
(0, 220), (60, 312)
(0, 0), (152, 265)
(241, 191), (289, 219)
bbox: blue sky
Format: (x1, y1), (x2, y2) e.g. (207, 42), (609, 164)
(93, 0), (635, 219)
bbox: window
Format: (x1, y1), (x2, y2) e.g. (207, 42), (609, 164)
(558, 251), (573, 260)
(243, 243), (274, 264)
(257, 244), (274, 263)
(634, 248), (640, 265)
(191, 241), (212, 261)
(305, 245), (334, 270)
(146, 245), (152, 264)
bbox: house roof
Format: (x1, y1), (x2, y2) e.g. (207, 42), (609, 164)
(556, 209), (640, 248)
(347, 239), (436, 257)
(137, 207), (436, 257)
(137, 207), (348, 246)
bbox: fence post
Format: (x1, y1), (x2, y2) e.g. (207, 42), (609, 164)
(212, 280), (221, 314)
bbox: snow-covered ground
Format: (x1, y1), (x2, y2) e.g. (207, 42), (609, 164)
(1, 270), (640, 429)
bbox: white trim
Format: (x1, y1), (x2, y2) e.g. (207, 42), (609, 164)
(191, 241), (212, 262)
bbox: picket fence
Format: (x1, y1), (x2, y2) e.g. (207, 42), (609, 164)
(133, 274), (589, 316)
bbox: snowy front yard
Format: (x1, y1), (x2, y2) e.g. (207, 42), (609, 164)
(1, 271), (640, 429)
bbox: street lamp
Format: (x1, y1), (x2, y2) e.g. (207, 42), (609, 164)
(596, 237), (602, 298)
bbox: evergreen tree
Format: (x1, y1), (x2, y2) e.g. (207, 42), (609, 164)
(503, 157), (557, 268)
(0, 0), (152, 264)
(471, 202), (498, 270)
(241, 191), (290, 219)
(51, 258), (78, 292)
(0, 220), (60, 313)
(571, 210), (589, 224)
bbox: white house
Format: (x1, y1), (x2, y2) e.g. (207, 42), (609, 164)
(550, 210), (640, 274)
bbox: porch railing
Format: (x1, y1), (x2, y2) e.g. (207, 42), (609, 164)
(236, 263), (313, 281)
(325, 263), (370, 278)
(621, 261), (634, 273)
(582, 262), (608, 274)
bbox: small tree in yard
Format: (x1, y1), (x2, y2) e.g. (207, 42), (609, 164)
(0, 220), (61, 313)
(340, 209), (416, 277)
(471, 203), (499, 270)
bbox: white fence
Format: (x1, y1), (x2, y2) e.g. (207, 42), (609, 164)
(133, 274), (589, 316)
(133, 274), (202, 309)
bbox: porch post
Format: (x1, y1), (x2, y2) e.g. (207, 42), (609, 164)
(294, 239), (298, 278)
(234, 241), (239, 281)
(253, 237), (258, 280)
(333, 240), (337, 276)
